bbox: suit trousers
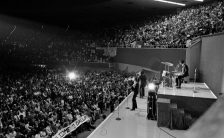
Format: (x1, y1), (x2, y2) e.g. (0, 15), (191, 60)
(175, 75), (186, 87)
(132, 94), (137, 109)
(140, 86), (145, 98)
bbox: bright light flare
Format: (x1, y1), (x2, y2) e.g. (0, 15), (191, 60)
(67, 72), (78, 80)
(148, 83), (156, 91)
(154, 0), (186, 6)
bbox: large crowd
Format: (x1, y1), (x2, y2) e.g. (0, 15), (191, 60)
(0, 41), (109, 65)
(1, 1), (222, 137)
(0, 67), (130, 138)
(0, 0), (223, 66)
(93, 0), (224, 48)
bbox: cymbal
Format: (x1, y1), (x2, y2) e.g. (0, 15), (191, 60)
(161, 62), (173, 66)
(166, 62), (173, 66)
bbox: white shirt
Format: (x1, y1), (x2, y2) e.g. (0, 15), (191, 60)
(19, 111), (26, 118)
(35, 134), (41, 138)
(46, 126), (52, 135)
(186, 39), (191, 47)
(76, 115), (81, 120)
(6, 131), (17, 138)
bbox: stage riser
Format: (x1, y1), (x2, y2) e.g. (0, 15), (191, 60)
(157, 99), (171, 127)
(157, 95), (216, 118)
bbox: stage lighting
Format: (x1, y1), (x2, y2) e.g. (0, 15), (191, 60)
(148, 83), (156, 91)
(67, 72), (78, 80)
(154, 0), (186, 6)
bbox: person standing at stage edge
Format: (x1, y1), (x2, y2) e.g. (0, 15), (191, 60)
(139, 70), (147, 98)
(131, 78), (139, 111)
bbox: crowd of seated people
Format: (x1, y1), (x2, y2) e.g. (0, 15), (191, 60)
(0, 67), (129, 138)
(98, 0), (224, 48)
(0, 0), (223, 66)
(70, 0), (223, 48)
(0, 38), (110, 65)
(70, 0), (224, 48)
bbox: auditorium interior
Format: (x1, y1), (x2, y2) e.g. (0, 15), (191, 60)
(0, 0), (224, 138)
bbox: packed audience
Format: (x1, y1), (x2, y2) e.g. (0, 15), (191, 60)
(0, 40), (110, 65)
(1, 1), (222, 137)
(0, 0), (223, 66)
(0, 67), (130, 138)
(97, 0), (224, 48)
(2, 1), (223, 138)
(76, 0), (224, 48)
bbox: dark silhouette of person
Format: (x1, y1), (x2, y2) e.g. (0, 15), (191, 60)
(139, 71), (147, 98)
(131, 78), (139, 111)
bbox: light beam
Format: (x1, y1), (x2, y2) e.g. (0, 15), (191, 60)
(154, 0), (186, 6)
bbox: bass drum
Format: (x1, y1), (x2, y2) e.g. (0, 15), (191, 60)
(162, 70), (169, 77)
(163, 77), (173, 87)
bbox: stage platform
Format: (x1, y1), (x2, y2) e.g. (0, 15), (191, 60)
(157, 82), (217, 117)
(88, 93), (185, 138)
(158, 83), (217, 99)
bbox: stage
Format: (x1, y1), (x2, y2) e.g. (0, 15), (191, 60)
(87, 82), (217, 138)
(157, 82), (217, 117)
(158, 83), (217, 99)
(87, 93), (185, 138)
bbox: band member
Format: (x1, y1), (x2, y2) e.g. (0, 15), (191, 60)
(131, 78), (139, 111)
(139, 70), (147, 98)
(175, 60), (189, 88)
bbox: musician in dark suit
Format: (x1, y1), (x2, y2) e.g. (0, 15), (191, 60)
(131, 78), (139, 111)
(139, 71), (147, 98)
(176, 60), (189, 88)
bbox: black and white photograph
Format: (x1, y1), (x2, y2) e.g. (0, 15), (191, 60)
(0, 0), (223, 138)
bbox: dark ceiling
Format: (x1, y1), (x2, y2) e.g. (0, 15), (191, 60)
(0, 0), (209, 29)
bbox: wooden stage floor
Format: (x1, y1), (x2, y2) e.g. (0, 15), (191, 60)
(87, 93), (185, 138)
(158, 82), (217, 99)
(157, 82), (217, 118)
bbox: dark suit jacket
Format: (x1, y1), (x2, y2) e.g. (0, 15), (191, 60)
(132, 82), (139, 97)
(139, 75), (147, 87)
(182, 64), (189, 77)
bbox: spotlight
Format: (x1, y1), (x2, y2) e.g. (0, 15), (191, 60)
(67, 72), (78, 80)
(148, 83), (156, 91)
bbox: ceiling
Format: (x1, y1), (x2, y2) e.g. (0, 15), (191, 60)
(0, 0), (209, 29)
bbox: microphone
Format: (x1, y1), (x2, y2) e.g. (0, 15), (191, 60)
(193, 68), (197, 93)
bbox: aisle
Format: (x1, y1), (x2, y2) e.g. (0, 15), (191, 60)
(88, 94), (186, 138)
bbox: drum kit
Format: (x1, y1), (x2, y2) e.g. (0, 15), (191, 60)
(161, 62), (181, 87)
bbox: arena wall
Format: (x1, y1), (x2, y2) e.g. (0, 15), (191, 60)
(186, 32), (224, 95)
(114, 48), (186, 72)
(114, 63), (161, 81)
(186, 38), (202, 81)
(199, 33), (224, 95)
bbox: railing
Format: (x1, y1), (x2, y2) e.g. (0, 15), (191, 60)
(117, 44), (186, 49)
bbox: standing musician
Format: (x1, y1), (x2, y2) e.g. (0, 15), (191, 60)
(175, 60), (189, 88)
(131, 77), (139, 111)
(139, 70), (147, 98)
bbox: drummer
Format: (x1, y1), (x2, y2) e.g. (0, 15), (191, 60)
(175, 60), (189, 88)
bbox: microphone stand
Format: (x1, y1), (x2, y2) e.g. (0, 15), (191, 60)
(193, 68), (197, 93)
(125, 89), (130, 109)
(116, 99), (121, 120)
